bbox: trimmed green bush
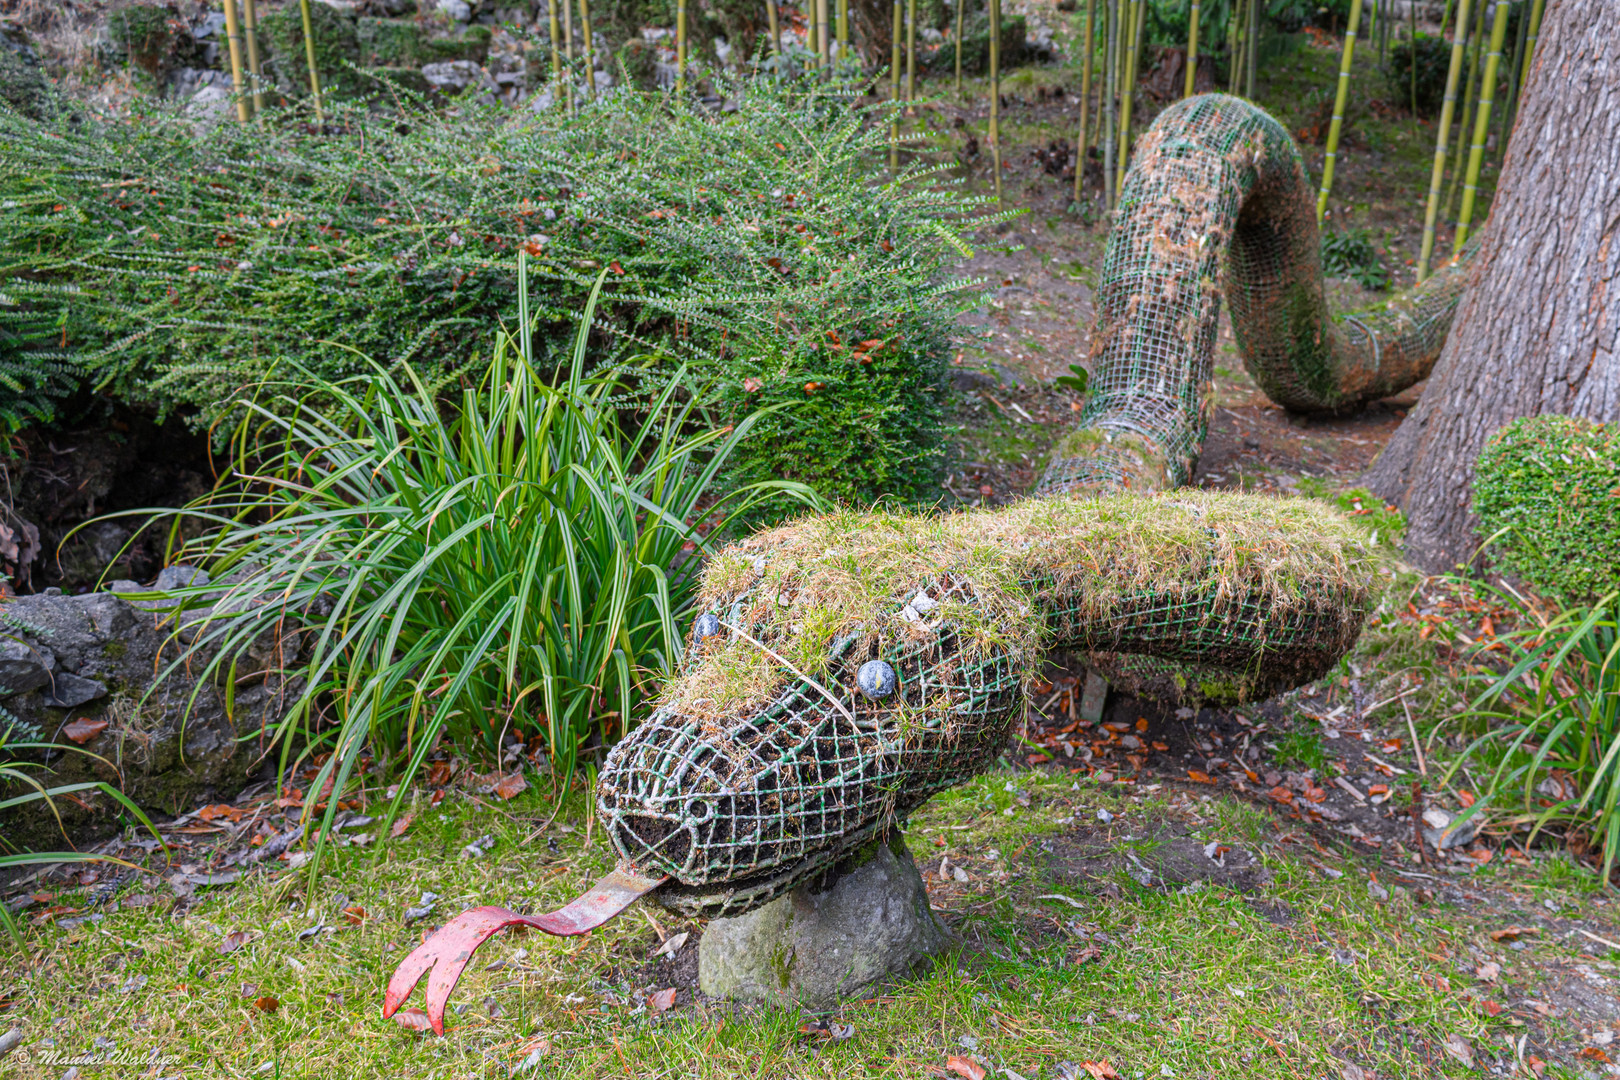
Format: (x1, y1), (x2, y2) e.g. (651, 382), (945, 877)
(1473, 414), (1620, 603)
(0, 74), (990, 507)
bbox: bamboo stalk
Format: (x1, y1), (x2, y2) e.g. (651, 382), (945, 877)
(905, 0), (916, 104)
(817, 0), (830, 66)
(1417, 0), (1470, 279)
(953, 0), (964, 93)
(1102, 0), (1118, 209)
(675, 0), (686, 93)
(1227, 0), (1243, 94)
(767, 0), (780, 58)
(1453, 0), (1509, 252)
(242, 0), (264, 118)
(1075, 0), (1097, 201)
(578, 0), (595, 99)
(1518, 0), (1543, 88)
(989, 0), (1002, 203)
(1113, 0), (1142, 198)
(1407, 0), (1417, 127)
(547, 0), (562, 93)
(1497, 0), (1525, 158)
(563, 0), (576, 110)
(221, 0), (249, 123)
(1244, 0), (1256, 99)
(1315, 0), (1364, 223)
(1184, 0), (1199, 98)
(298, 0), (323, 124)
(837, 0), (849, 60)
(1443, 0), (1484, 220)
(890, 0), (902, 172)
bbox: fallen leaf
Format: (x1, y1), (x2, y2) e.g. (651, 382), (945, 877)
(389, 813), (417, 838)
(492, 772), (527, 800)
(393, 1007), (433, 1032)
(945, 1056), (986, 1080)
(1081, 1062), (1123, 1080)
(1421, 973), (1450, 991)
(426, 762), (452, 787)
(1442, 1034), (1474, 1066)
(1480, 1000), (1504, 1016)
(254, 995), (279, 1013)
(195, 803), (245, 822)
(1457, 789), (1477, 808)
(1489, 925), (1540, 942)
(220, 931), (251, 954)
(651, 931), (689, 959)
(1527, 1001), (1555, 1017)
(1341, 1066), (1375, 1080)
(342, 905), (367, 925)
(63, 718), (109, 744)
(1187, 770), (1215, 784)
(1268, 785), (1295, 803)
(1476, 961), (1501, 982)
(648, 987), (677, 1014)
(1581, 1048), (1612, 1062)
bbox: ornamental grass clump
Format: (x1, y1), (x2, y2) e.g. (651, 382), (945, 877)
(132, 267), (816, 862)
(0, 71), (988, 508)
(1474, 415), (1620, 604)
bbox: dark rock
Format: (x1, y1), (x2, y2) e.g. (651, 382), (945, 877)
(950, 368), (999, 392)
(155, 564), (210, 592)
(698, 831), (948, 1007)
(40, 672), (107, 709)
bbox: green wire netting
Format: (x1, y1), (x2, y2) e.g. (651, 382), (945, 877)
(599, 95), (1470, 917)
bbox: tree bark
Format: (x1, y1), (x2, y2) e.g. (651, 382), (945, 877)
(1366, 0), (1620, 573)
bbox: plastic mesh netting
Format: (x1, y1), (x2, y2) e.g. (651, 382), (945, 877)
(598, 96), (1467, 917)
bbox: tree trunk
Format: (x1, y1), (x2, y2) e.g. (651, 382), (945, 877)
(1365, 0), (1620, 573)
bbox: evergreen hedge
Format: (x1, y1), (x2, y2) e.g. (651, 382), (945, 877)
(1473, 414), (1620, 603)
(0, 74), (991, 507)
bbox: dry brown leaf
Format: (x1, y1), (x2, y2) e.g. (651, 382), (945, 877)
(254, 996), (279, 1013)
(195, 804), (245, 823)
(393, 1007), (433, 1032)
(1443, 1034), (1475, 1066)
(648, 987), (677, 1014)
(492, 772), (528, 800)
(1489, 925), (1540, 942)
(1341, 1066), (1375, 1080)
(219, 930), (251, 954)
(342, 905), (367, 925)
(63, 718), (109, 744)
(1475, 961), (1501, 982)
(389, 812), (417, 838)
(1081, 1062), (1123, 1080)
(944, 1055), (986, 1080)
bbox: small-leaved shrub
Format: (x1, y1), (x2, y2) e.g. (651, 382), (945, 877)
(1, 72), (990, 506)
(1320, 228), (1389, 291)
(1474, 414), (1620, 603)
(1383, 31), (1450, 117)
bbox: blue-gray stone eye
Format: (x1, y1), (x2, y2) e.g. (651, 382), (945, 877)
(857, 659), (897, 699)
(694, 613), (722, 640)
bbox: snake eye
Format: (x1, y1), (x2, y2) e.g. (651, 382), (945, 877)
(694, 613), (721, 640)
(856, 659), (897, 700)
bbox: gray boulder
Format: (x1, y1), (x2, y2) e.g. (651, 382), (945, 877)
(698, 831), (950, 1008)
(0, 580), (303, 851)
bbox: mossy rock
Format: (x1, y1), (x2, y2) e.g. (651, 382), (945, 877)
(106, 2), (177, 80)
(1474, 414), (1620, 604)
(356, 16), (424, 66)
(925, 11), (1025, 75)
(0, 38), (56, 119)
(421, 24), (492, 64)
(365, 65), (434, 96)
(261, 2), (363, 100)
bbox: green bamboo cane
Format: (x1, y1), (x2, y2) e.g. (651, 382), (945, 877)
(1102, 0), (1118, 209)
(1184, 0), (1200, 98)
(1075, 0), (1097, 200)
(675, 0), (687, 93)
(837, 0), (849, 59)
(954, 0), (964, 93)
(1407, 0), (1417, 128)
(563, 0), (576, 111)
(1416, 0), (1471, 280)
(766, 0), (780, 58)
(989, 0), (1003, 204)
(1244, 0), (1256, 99)
(578, 0), (595, 99)
(1227, 0), (1243, 94)
(1443, 0), (1484, 220)
(1314, 0), (1364, 223)
(242, 0), (264, 119)
(1518, 0), (1543, 87)
(547, 0), (562, 94)
(1454, 0), (1509, 252)
(1114, 0), (1142, 198)
(906, 0), (917, 104)
(222, 0), (249, 123)
(1497, 0), (1525, 159)
(890, 0), (902, 172)
(298, 0), (323, 124)
(817, 0), (830, 66)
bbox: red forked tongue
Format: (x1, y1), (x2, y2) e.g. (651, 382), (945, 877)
(382, 866), (666, 1035)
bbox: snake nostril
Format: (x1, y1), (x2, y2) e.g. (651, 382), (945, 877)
(856, 659), (897, 699)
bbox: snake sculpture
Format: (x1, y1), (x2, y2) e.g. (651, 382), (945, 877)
(385, 94), (1473, 1032)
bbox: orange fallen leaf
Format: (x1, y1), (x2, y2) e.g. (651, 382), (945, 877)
(220, 931), (251, 954)
(1268, 785), (1295, 803)
(1082, 1062), (1123, 1080)
(63, 718), (109, 744)
(196, 803), (245, 823)
(1027, 753), (1051, 765)
(254, 995), (279, 1013)
(648, 987), (677, 1014)
(1488, 925), (1539, 942)
(1187, 770), (1215, 784)
(390, 813), (417, 839)
(1457, 789), (1477, 808)
(944, 1056), (986, 1080)
(393, 1007), (433, 1032)
(1480, 1000), (1504, 1016)
(1153, 741), (1170, 752)
(1134, 718), (1149, 732)
(492, 772), (528, 800)
(342, 905), (367, 925)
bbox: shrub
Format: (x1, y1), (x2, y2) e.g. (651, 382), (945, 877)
(1383, 31), (1450, 118)
(139, 269), (817, 855)
(1320, 228), (1388, 291)
(1474, 415), (1620, 604)
(0, 73), (986, 509)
